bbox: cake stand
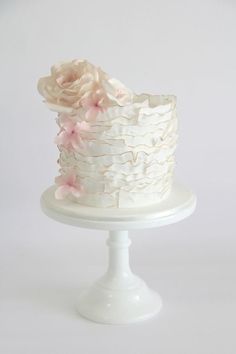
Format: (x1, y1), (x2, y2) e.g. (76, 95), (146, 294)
(40, 181), (196, 325)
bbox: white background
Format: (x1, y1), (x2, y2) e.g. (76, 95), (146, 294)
(1, 0), (236, 353)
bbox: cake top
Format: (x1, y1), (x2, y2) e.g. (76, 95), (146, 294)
(38, 59), (177, 122)
(38, 59), (134, 121)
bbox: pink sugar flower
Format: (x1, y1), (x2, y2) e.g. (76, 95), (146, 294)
(55, 116), (90, 150)
(55, 170), (83, 200)
(81, 90), (108, 121)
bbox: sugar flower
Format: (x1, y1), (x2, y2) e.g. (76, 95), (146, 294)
(81, 89), (108, 121)
(38, 59), (107, 113)
(55, 169), (83, 200)
(55, 115), (90, 150)
(38, 59), (134, 117)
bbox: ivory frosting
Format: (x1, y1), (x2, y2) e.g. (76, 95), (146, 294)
(38, 60), (178, 208)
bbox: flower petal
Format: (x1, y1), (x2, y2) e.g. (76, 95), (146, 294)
(70, 186), (82, 198)
(55, 185), (69, 200)
(55, 174), (66, 185)
(85, 107), (99, 121)
(46, 102), (75, 113)
(71, 136), (81, 150)
(55, 131), (70, 147)
(79, 121), (90, 131)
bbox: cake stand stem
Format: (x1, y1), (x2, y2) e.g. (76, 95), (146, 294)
(97, 230), (137, 289)
(105, 230), (132, 283)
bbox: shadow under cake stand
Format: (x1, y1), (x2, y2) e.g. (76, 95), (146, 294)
(41, 181), (196, 325)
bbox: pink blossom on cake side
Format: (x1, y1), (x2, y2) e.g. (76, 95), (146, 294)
(55, 116), (90, 150)
(81, 89), (109, 121)
(55, 170), (83, 200)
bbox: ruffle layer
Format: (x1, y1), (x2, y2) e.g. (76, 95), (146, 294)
(58, 94), (177, 208)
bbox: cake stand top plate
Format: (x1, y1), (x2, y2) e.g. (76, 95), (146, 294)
(40, 181), (196, 230)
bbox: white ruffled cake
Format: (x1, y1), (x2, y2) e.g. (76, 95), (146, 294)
(38, 60), (177, 208)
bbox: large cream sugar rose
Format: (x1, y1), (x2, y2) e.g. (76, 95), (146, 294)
(38, 59), (108, 112)
(38, 59), (133, 114)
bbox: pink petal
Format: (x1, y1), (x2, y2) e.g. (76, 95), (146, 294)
(63, 119), (76, 132)
(55, 185), (70, 200)
(70, 186), (82, 198)
(71, 136), (81, 150)
(74, 124), (82, 134)
(67, 171), (77, 185)
(85, 107), (99, 121)
(54, 131), (64, 145)
(79, 121), (90, 131)
(55, 131), (71, 147)
(55, 174), (67, 185)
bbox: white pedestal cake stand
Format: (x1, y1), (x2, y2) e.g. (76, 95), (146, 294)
(40, 181), (196, 325)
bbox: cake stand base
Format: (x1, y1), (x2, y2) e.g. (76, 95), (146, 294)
(41, 181), (196, 325)
(77, 230), (162, 324)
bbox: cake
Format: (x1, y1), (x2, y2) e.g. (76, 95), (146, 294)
(38, 60), (178, 208)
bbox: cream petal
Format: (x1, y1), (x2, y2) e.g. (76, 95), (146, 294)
(46, 102), (75, 113)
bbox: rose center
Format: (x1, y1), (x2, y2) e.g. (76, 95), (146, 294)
(67, 181), (74, 187)
(66, 73), (76, 82)
(59, 71), (78, 86)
